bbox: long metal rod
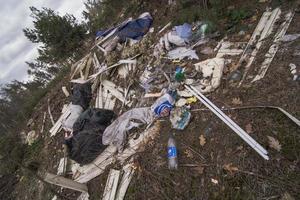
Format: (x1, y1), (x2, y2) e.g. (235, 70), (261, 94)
(187, 85), (268, 156)
(190, 85), (268, 155)
(185, 85), (269, 160)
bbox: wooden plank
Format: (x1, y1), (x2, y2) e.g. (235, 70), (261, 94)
(70, 54), (90, 77)
(77, 192), (89, 200)
(102, 169), (120, 200)
(115, 164), (135, 200)
(252, 11), (294, 82)
(71, 55), (89, 79)
(98, 84), (103, 109)
(40, 112), (46, 133)
(158, 22), (171, 34)
(93, 53), (100, 68)
(57, 157), (68, 176)
(48, 99), (55, 126)
(117, 121), (160, 163)
(44, 172), (88, 193)
(74, 145), (118, 183)
(84, 55), (93, 80)
(62, 86), (70, 97)
(49, 104), (71, 136)
(238, 8), (281, 86)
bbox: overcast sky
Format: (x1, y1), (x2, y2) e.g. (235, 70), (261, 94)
(0, 0), (85, 85)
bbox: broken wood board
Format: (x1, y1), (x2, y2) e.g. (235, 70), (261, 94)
(144, 92), (163, 98)
(71, 54), (91, 79)
(49, 104), (71, 137)
(238, 8), (281, 86)
(74, 121), (160, 183)
(62, 86), (70, 97)
(74, 145), (118, 183)
(77, 192), (89, 200)
(252, 11), (294, 82)
(102, 80), (131, 105)
(84, 55), (93, 80)
(103, 87), (116, 110)
(117, 121), (160, 163)
(117, 60), (137, 79)
(158, 22), (172, 34)
(70, 54), (91, 76)
(216, 41), (245, 58)
(115, 164), (135, 200)
(44, 172), (88, 193)
(48, 99), (55, 126)
(102, 169), (120, 200)
(57, 157), (68, 176)
(40, 112), (46, 133)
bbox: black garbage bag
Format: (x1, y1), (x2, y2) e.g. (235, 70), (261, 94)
(65, 108), (116, 165)
(71, 83), (92, 110)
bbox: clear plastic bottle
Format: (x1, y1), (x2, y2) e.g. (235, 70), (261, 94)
(168, 133), (178, 170)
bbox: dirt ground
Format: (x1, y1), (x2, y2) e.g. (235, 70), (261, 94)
(10, 1), (300, 200)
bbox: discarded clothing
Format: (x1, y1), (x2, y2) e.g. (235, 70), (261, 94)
(96, 12), (153, 42)
(71, 82), (92, 110)
(170, 107), (191, 130)
(102, 107), (154, 151)
(62, 104), (84, 131)
(167, 47), (199, 60)
(65, 108), (116, 165)
(151, 93), (175, 117)
(193, 57), (225, 93)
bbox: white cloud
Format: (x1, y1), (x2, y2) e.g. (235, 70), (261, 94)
(0, 0), (86, 85)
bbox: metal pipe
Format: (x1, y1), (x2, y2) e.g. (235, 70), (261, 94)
(185, 85), (269, 160)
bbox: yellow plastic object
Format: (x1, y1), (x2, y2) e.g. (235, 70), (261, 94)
(186, 96), (197, 104)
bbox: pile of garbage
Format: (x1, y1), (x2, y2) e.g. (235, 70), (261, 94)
(45, 9), (300, 200)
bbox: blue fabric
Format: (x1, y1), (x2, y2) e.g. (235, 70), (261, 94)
(96, 14), (153, 41)
(174, 23), (192, 40)
(117, 16), (153, 41)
